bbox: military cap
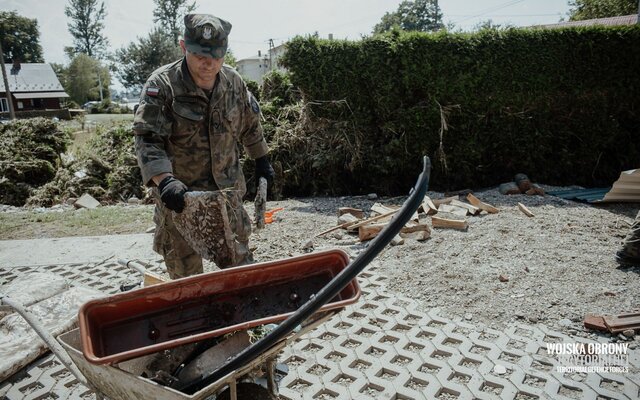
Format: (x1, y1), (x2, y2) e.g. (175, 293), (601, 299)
(183, 14), (232, 59)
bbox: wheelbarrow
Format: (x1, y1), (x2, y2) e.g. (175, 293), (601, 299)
(1, 157), (430, 399)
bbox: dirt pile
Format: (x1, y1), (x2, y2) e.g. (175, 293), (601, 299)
(0, 118), (69, 206)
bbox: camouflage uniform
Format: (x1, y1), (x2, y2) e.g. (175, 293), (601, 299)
(133, 59), (268, 279)
(616, 210), (640, 267)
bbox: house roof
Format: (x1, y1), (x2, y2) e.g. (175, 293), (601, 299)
(538, 14), (638, 29)
(0, 63), (66, 93)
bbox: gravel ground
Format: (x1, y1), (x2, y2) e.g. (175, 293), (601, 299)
(248, 186), (640, 340)
(2, 184), (638, 340)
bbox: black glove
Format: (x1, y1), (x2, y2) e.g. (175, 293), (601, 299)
(255, 155), (275, 185)
(158, 176), (188, 213)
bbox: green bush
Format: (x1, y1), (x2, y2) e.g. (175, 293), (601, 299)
(277, 26), (640, 193)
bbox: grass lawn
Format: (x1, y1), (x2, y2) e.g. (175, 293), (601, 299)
(0, 206), (153, 240)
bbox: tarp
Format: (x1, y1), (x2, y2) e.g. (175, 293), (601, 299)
(548, 169), (640, 203)
(0, 273), (103, 381)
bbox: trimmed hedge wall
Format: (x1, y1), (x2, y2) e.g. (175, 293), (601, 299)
(278, 26), (640, 194)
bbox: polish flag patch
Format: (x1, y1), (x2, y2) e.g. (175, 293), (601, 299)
(146, 87), (160, 97)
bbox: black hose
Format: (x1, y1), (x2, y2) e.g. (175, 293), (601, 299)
(179, 156), (431, 394)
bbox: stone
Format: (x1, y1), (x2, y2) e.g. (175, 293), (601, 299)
(559, 318), (572, 327)
(301, 239), (314, 251)
(622, 329), (635, 338)
(464, 314), (473, 321)
(127, 196), (140, 205)
(498, 274), (509, 282)
(367, 193), (378, 200)
(74, 193), (100, 209)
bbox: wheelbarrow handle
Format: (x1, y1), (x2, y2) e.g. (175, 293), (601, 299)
(180, 156), (431, 394)
(0, 295), (103, 397)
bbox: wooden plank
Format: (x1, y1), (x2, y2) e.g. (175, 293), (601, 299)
(349, 209), (399, 230)
(466, 193), (499, 214)
(314, 220), (358, 237)
(603, 311), (640, 333)
(517, 202), (535, 217)
(370, 203), (397, 215)
(431, 196), (458, 207)
(450, 199), (480, 215)
(431, 216), (468, 231)
(358, 222), (430, 241)
(338, 207), (364, 219)
(400, 230), (430, 241)
(421, 196), (438, 215)
(438, 204), (468, 217)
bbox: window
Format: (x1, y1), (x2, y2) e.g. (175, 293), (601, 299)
(17, 101), (23, 109)
(0, 98), (7, 112)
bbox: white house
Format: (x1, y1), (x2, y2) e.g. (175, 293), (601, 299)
(235, 52), (271, 84)
(236, 44), (288, 84)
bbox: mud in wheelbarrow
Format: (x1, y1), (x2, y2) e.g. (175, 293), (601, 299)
(79, 249), (360, 365)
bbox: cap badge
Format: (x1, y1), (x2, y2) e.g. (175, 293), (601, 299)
(203, 27), (212, 39)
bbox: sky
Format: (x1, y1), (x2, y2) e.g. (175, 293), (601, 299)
(2, 0), (572, 86)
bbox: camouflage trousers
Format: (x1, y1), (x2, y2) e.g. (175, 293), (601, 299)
(617, 210), (640, 267)
(153, 192), (254, 279)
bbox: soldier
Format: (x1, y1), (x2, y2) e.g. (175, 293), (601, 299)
(133, 14), (274, 279)
(616, 211), (640, 268)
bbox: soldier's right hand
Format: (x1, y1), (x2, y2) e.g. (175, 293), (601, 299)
(158, 176), (188, 213)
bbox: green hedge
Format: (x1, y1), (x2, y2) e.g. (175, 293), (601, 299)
(277, 26), (640, 194)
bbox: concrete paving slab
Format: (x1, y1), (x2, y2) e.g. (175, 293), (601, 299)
(0, 233), (157, 267)
(0, 252), (638, 400)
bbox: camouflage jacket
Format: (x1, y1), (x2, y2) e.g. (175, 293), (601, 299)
(133, 58), (268, 196)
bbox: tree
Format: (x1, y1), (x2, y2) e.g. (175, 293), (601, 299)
(568, 0), (637, 20)
(153, 0), (197, 45)
(63, 53), (110, 105)
(65, 0), (109, 58)
(224, 48), (237, 68)
(373, 0), (444, 34)
(114, 28), (182, 90)
(0, 11), (44, 63)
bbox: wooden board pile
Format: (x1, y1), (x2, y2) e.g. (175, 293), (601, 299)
(316, 193), (500, 245)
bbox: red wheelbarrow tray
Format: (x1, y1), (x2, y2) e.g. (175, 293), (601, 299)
(78, 249), (360, 365)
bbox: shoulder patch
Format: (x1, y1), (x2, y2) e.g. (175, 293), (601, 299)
(250, 95), (260, 114)
(146, 87), (160, 97)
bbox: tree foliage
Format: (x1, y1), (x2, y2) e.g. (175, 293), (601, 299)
(568, 0), (638, 20)
(0, 11), (44, 63)
(61, 54), (110, 104)
(114, 28), (182, 90)
(65, 0), (109, 58)
(373, 0), (444, 34)
(153, 0), (196, 45)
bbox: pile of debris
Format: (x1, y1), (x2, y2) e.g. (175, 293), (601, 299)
(316, 193), (500, 245)
(0, 118), (69, 206)
(499, 173), (545, 196)
(27, 123), (145, 207)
